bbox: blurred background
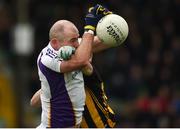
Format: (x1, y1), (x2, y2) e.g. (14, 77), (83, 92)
(0, 0), (180, 127)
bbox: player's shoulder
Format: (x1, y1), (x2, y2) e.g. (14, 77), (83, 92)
(42, 44), (58, 59)
(38, 44), (61, 72)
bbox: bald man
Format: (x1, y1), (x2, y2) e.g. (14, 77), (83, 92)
(36, 5), (111, 128)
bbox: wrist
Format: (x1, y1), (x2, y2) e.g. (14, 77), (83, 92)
(84, 29), (94, 35)
(84, 25), (95, 32)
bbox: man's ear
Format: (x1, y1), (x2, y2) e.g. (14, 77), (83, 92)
(51, 38), (57, 44)
(51, 38), (59, 50)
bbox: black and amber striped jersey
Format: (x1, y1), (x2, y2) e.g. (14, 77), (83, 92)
(81, 66), (116, 128)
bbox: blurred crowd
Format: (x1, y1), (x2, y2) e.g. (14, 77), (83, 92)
(0, 0), (180, 127)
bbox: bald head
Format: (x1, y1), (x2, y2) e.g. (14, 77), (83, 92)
(49, 20), (78, 41)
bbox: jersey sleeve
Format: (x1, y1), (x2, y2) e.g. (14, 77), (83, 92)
(41, 55), (62, 73)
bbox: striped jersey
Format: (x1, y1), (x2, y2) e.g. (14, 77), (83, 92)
(81, 66), (116, 128)
(37, 43), (85, 128)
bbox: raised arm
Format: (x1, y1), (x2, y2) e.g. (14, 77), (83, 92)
(60, 4), (110, 73)
(92, 36), (112, 53)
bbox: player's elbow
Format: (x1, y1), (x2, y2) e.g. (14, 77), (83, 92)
(30, 97), (41, 107)
(30, 98), (37, 107)
(30, 98), (35, 107)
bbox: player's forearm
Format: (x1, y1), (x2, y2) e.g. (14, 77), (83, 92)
(92, 36), (111, 53)
(74, 32), (93, 66)
(60, 33), (94, 73)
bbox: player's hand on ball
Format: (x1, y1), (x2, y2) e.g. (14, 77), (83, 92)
(84, 4), (112, 32)
(57, 46), (75, 60)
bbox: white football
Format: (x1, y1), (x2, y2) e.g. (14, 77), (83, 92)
(96, 14), (129, 47)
